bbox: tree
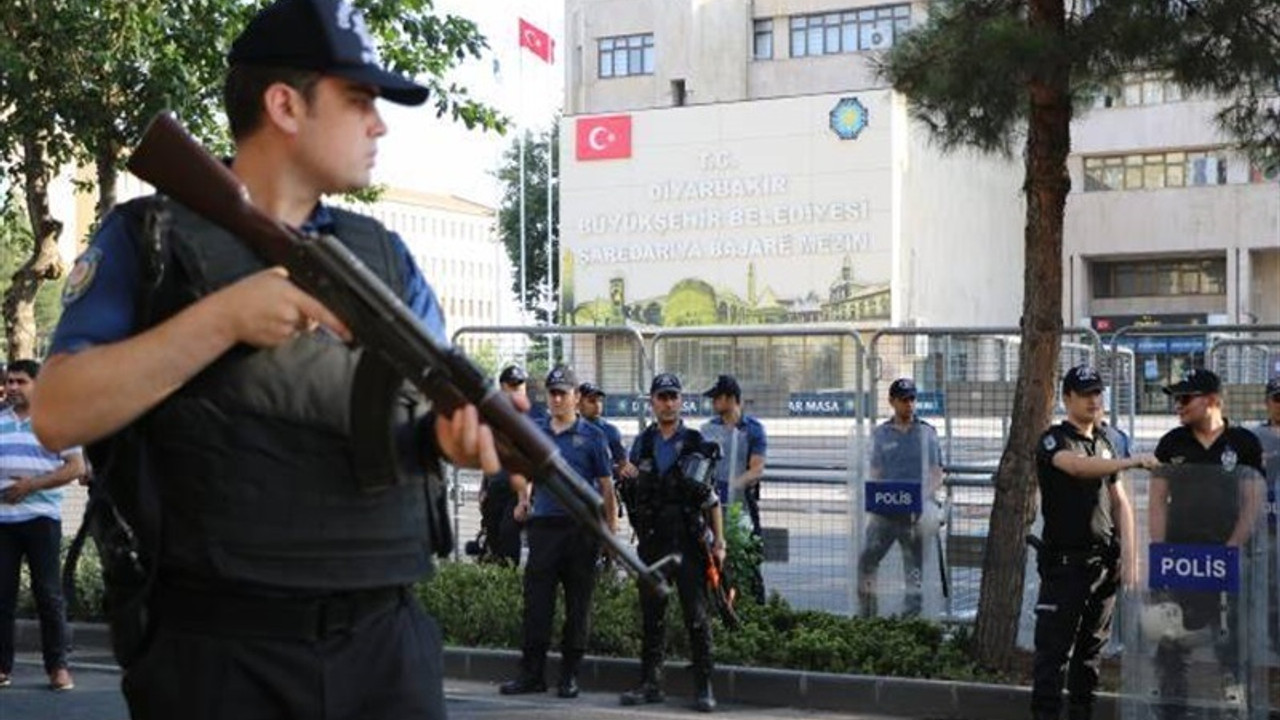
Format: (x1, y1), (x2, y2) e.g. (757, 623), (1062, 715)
(0, 0), (506, 361)
(496, 121), (561, 323)
(881, 0), (1280, 669)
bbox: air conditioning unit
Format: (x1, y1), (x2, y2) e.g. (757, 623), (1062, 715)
(864, 22), (894, 50)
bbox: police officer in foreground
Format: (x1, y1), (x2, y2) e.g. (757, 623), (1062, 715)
(501, 366), (615, 699)
(618, 373), (725, 712)
(29, 1), (507, 717)
(1147, 368), (1265, 717)
(1031, 366), (1154, 720)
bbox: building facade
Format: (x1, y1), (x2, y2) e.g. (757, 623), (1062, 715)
(1066, 77), (1280, 408)
(560, 0), (1026, 338)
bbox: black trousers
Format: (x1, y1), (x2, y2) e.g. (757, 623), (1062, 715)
(857, 514), (924, 618)
(637, 528), (713, 679)
(520, 519), (600, 677)
(0, 517), (70, 675)
(122, 589), (444, 720)
(1030, 559), (1118, 720)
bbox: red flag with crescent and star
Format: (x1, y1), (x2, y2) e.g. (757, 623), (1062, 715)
(575, 115), (631, 161)
(518, 18), (554, 63)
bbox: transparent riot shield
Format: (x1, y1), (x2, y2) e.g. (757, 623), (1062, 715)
(1121, 459), (1270, 720)
(699, 414), (764, 603)
(853, 416), (946, 619)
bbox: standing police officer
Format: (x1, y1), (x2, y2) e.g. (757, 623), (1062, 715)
(618, 373), (724, 712)
(501, 366), (615, 699)
(1031, 366), (1154, 720)
(30, 1), (507, 717)
(578, 381), (633, 484)
(858, 378), (942, 618)
(475, 365), (534, 564)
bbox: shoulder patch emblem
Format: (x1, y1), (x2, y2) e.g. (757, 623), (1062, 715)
(1042, 434), (1057, 452)
(1222, 447), (1237, 472)
(61, 247), (102, 306)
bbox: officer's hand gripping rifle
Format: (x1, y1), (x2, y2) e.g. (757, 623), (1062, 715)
(125, 113), (670, 596)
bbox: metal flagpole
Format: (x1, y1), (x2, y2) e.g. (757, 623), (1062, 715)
(518, 46), (527, 322)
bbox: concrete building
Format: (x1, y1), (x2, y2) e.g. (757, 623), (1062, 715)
(559, 0), (1280, 406)
(1067, 76), (1280, 408)
(559, 0), (1027, 337)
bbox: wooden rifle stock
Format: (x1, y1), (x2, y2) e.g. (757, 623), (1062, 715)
(125, 113), (671, 595)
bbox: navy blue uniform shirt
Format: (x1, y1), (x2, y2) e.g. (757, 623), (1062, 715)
(531, 416), (611, 518)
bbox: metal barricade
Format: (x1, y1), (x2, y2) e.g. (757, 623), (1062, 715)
(868, 327), (1102, 636)
(1107, 324), (1280, 450)
(446, 325), (650, 560)
(651, 324), (866, 614)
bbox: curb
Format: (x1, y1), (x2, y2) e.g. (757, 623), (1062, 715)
(19, 620), (1116, 719)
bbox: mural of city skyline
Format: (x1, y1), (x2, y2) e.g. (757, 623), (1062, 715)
(564, 254), (889, 327)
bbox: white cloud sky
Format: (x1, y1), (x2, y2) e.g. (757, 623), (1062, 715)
(373, 0), (565, 208)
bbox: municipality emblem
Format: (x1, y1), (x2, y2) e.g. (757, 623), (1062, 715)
(829, 97), (869, 141)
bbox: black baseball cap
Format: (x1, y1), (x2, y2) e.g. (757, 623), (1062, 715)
(499, 365), (527, 386)
(888, 378), (917, 399)
(703, 374), (741, 399)
(578, 382), (606, 398)
(1062, 365), (1104, 394)
(545, 366), (578, 391)
(1266, 375), (1280, 398)
(650, 373), (682, 395)
(1162, 368), (1221, 396)
(229, 0), (430, 106)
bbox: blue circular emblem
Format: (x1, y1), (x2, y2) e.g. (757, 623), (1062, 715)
(830, 97), (869, 141)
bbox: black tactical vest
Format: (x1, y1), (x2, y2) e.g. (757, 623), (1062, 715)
(136, 198), (433, 590)
(628, 425), (715, 539)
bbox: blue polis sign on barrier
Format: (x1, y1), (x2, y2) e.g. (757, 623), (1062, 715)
(1148, 543), (1239, 593)
(865, 481), (922, 514)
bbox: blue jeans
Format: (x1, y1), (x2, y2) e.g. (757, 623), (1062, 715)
(0, 516), (70, 674)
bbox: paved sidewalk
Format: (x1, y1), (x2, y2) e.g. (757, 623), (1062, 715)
(14, 619), (1081, 720)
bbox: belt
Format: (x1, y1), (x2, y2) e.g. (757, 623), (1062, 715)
(154, 583), (408, 642)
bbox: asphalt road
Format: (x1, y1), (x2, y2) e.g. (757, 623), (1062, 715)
(0, 659), (916, 720)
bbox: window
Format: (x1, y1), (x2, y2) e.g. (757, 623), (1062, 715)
(1091, 258), (1227, 298)
(598, 34), (654, 78)
(1094, 71), (1187, 109)
(1083, 149), (1228, 191)
(753, 19), (773, 60)
(789, 5), (910, 57)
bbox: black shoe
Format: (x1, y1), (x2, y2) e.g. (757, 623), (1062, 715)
(619, 682), (664, 706)
(695, 684), (716, 712)
(499, 676), (547, 695)
(556, 675), (580, 699)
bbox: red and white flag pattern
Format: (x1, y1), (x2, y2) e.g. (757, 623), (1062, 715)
(575, 115), (632, 161)
(518, 18), (554, 63)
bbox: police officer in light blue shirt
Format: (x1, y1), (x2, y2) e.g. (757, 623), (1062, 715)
(858, 378), (943, 618)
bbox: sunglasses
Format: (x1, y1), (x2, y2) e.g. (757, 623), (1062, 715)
(1172, 394), (1204, 405)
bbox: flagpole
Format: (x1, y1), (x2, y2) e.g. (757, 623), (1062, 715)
(518, 43), (527, 324)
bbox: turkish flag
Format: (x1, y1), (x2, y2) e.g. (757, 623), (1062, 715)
(519, 18), (554, 63)
(575, 115), (632, 161)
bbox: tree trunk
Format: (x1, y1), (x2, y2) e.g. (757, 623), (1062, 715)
(95, 137), (119, 227)
(3, 132), (65, 360)
(971, 0), (1073, 671)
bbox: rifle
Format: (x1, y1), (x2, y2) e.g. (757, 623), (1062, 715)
(702, 533), (741, 630)
(125, 112), (670, 596)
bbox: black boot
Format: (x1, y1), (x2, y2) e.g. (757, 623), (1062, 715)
(557, 651), (582, 699)
(619, 663), (664, 706)
(499, 650), (547, 695)
(693, 668), (716, 713)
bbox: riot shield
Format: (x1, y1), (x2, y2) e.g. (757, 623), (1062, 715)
(853, 417), (946, 619)
(1120, 459), (1269, 720)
